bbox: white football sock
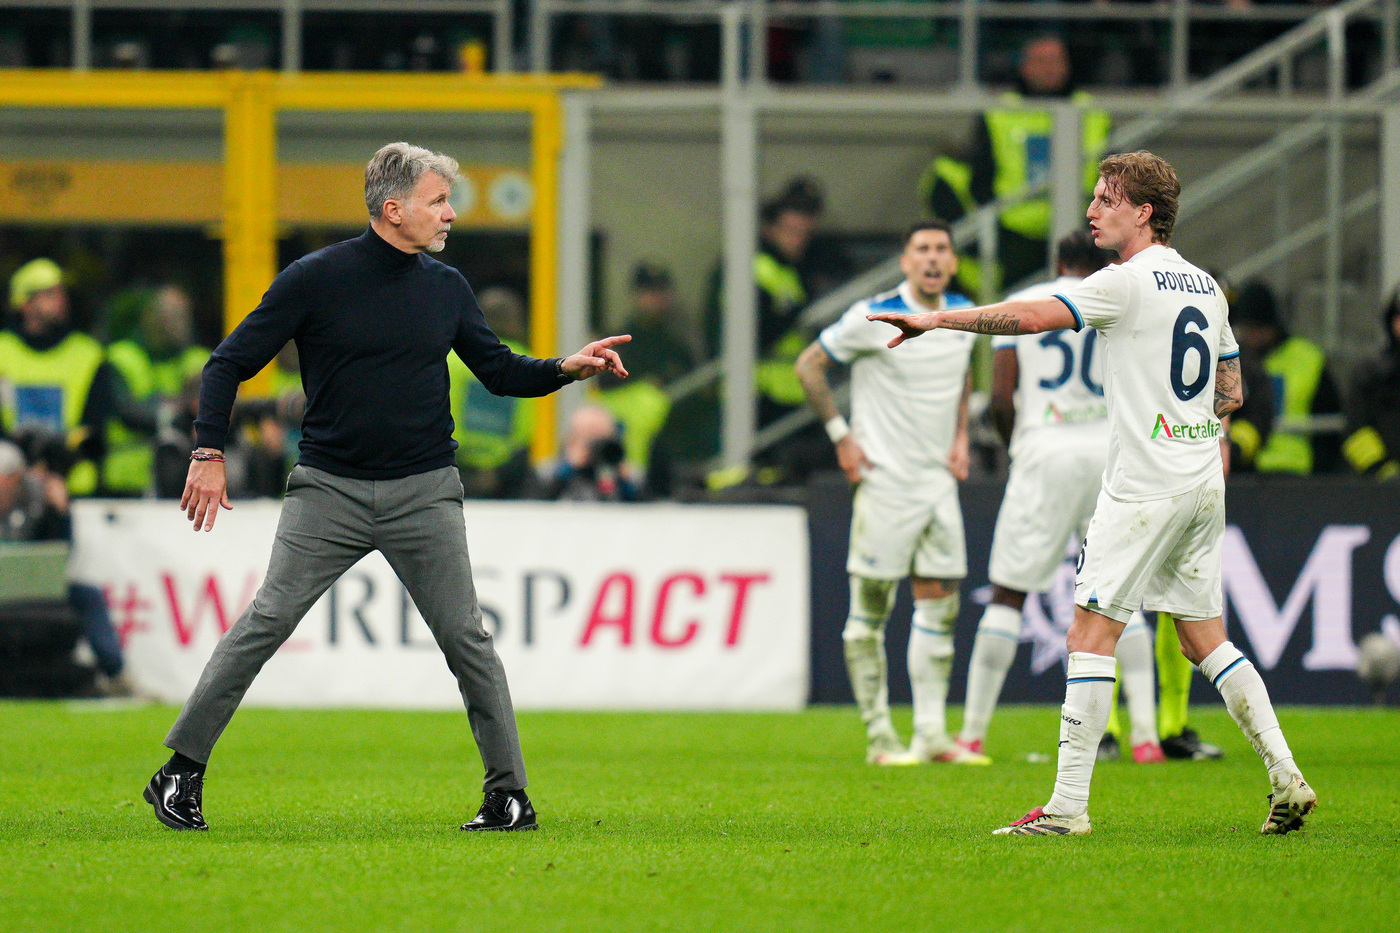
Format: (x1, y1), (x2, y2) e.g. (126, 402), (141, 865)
(1115, 620), (1159, 747)
(909, 594), (958, 741)
(1045, 652), (1117, 818)
(843, 577), (897, 738)
(1199, 642), (1301, 790)
(960, 602), (1022, 744)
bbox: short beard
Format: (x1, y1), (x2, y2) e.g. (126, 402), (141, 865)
(426, 238), (446, 253)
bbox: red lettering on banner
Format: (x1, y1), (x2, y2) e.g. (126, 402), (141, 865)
(580, 572), (635, 646)
(650, 573), (705, 648)
(164, 573), (256, 646)
(719, 573), (771, 647)
(106, 582), (152, 646)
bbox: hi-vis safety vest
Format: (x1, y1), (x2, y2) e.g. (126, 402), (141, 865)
(594, 378), (672, 469)
(986, 92), (1111, 240)
(1254, 336), (1328, 475)
(0, 329), (104, 494)
(104, 341), (210, 493)
(753, 251), (810, 407)
(448, 338), (535, 472)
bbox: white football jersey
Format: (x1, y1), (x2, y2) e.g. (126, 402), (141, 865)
(1054, 244), (1238, 502)
(819, 283), (978, 484)
(993, 276), (1109, 461)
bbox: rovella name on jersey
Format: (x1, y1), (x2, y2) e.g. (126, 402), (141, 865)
(1151, 270), (1219, 296)
(1150, 413), (1224, 442)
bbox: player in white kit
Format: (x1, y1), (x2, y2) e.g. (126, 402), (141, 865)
(796, 220), (988, 766)
(957, 231), (1164, 765)
(870, 152), (1315, 836)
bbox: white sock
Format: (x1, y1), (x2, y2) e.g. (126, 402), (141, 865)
(1116, 621), (1159, 747)
(909, 595), (958, 741)
(843, 577), (897, 739)
(960, 602), (1022, 744)
(1199, 642), (1301, 789)
(1045, 652), (1117, 818)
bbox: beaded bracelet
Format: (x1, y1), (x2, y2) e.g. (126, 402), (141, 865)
(190, 450), (226, 463)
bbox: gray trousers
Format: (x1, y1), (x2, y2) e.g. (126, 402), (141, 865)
(165, 464), (527, 791)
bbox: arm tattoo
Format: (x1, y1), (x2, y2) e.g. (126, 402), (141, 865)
(941, 312), (1024, 335)
(1214, 356), (1242, 418)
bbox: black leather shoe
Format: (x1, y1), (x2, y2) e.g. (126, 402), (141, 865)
(461, 789), (537, 832)
(143, 767), (208, 830)
(1161, 726), (1225, 761)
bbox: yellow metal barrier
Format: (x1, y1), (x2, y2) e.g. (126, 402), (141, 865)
(0, 68), (599, 460)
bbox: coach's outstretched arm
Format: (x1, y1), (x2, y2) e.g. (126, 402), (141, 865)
(868, 297), (1077, 347)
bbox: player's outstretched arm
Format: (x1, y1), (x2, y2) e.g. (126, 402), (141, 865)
(561, 334), (631, 381)
(1214, 356), (1244, 418)
(867, 298), (1076, 347)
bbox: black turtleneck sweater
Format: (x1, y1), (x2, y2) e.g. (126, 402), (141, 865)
(195, 227), (567, 480)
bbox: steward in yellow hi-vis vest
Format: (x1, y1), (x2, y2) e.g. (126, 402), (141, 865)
(920, 36), (1110, 295)
(104, 285), (211, 495)
(1227, 281), (1343, 475)
(1343, 292), (1400, 481)
(447, 286), (539, 499)
(0, 258), (120, 495)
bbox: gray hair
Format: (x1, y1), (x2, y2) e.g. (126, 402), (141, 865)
(364, 142), (461, 219)
(0, 440), (25, 476)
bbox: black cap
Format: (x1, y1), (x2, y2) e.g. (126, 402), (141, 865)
(1231, 280), (1279, 328)
(632, 261), (673, 291)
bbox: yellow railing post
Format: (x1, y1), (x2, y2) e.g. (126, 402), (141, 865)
(222, 72), (278, 396)
(529, 93), (563, 465)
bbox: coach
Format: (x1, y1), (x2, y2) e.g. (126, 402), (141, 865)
(144, 142), (629, 834)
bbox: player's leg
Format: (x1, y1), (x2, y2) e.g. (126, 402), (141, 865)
(843, 574), (902, 761)
(959, 585), (1024, 753)
(845, 480), (927, 763)
(1157, 611), (1224, 760)
(903, 484), (985, 764)
(1116, 615), (1163, 762)
(1154, 477), (1314, 833)
(375, 466), (529, 796)
(1175, 616), (1314, 833)
(997, 486), (1187, 835)
(150, 467), (374, 831)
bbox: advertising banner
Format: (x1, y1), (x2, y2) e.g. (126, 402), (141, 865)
(808, 477), (1400, 705)
(70, 500), (809, 711)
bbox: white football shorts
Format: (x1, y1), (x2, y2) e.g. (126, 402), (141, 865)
(1074, 473), (1226, 624)
(847, 470), (966, 581)
(988, 442), (1105, 594)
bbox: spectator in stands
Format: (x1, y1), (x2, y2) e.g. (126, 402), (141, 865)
(1228, 280), (1343, 474)
(0, 438), (133, 696)
(619, 261), (694, 385)
(104, 284), (211, 496)
(1342, 290), (1400, 481)
(545, 404), (638, 502)
(0, 258), (121, 496)
(704, 177), (825, 429)
(448, 286), (540, 498)
(920, 34), (1111, 295)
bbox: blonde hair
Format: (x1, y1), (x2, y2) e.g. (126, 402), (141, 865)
(1098, 151), (1180, 244)
(364, 142), (460, 219)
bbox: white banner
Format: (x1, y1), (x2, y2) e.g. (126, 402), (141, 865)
(69, 499), (809, 711)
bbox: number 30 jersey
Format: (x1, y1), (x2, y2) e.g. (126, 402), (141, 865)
(1053, 244), (1238, 502)
(994, 275), (1109, 462)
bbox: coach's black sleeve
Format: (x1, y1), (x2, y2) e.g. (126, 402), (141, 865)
(450, 277), (565, 399)
(194, 263), (310, 451)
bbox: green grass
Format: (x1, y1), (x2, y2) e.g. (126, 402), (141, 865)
(1, 703), (1397, 932)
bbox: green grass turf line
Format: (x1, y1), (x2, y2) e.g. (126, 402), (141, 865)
(1, 703), (1397, 932)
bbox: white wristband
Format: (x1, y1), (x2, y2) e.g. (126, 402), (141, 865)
(825, 415), (851, 445)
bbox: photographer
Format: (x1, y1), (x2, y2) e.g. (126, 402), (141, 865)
(544, 404), (638, 502)
(0, 438), (133, 696)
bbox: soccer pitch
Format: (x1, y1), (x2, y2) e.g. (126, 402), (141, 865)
(1, 704), (1396, 932)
